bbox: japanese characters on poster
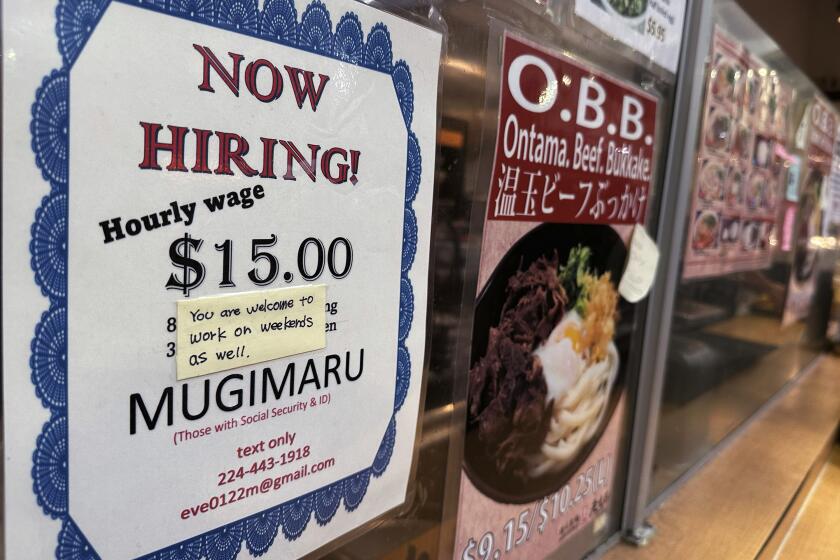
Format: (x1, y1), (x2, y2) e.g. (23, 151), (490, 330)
(2, 0), (441, 558)
(574, 0), (686, 73)
(455, 33), (658, 560)
(683, 29), (794, 280)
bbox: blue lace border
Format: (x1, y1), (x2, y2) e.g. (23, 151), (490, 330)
(28, 0), (420, 557)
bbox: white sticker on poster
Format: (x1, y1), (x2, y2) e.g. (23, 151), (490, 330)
(619, 224), (659, 303)
(574, 0), (686, 73)
(2, 1), (441, 558)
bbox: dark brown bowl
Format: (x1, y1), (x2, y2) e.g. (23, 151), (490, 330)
(464, 223), (632, 504)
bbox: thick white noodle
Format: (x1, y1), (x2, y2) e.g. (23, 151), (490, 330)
(530, 343), (619, 477)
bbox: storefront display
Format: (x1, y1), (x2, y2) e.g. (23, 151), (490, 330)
(682, 29), (793, 280)
(650, 0), (838, 509)
(4, 0), (839, 559)
(454, 31), (659, 559)
(3, 0), (441, 557)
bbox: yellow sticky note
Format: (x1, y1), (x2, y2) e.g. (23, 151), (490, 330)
(176, 285), (326, 380)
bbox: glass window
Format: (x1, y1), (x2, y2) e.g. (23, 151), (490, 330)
(649, 0), (834, 501)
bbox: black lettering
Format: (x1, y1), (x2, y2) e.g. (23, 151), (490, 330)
(217, 373), (243, 411)
(203, 194), (226, 212)
(298, 359), (321, 393)
(182, 380), (211, 420)
(129, 387), (173, 434)
(261, 365), (295, 401)
(346, 348), (364, 381)
(100, 217), (125, 244)
(324, 354), (341, 387)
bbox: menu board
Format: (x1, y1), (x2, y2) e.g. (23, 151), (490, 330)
(454, 33), (659, 559)
(574, 0), (686, 73)
(2, 1), (441, 558)
(782, 98), (837, 326)
(682, 29), (794, 280)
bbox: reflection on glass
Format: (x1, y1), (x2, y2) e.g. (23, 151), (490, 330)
(651, 267), (820, 498)
(649, 0), (829, 502)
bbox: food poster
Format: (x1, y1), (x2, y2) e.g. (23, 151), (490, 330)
(778, 147), (802, 253)
(454, 33), (659, 559)
(782, 99), (837, 326)
(573, 0), (687, 74)
(682, 29), (791, 280)
(823, 123), (840, 238)
(2, 0), (442, 558)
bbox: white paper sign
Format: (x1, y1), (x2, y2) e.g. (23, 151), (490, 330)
(619, 224), (660, 302)
(2, 1), (440, 558)
(575, 0), (686, 73)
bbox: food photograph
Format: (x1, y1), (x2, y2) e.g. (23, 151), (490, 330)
(464, 224), (631, 502)
(726, 166), (745, 207)
(704, 107), (732, 152)
(710, 56), (742, 104)
(734, 125), (752, 159)
(699, 160), (727, 202)
(759, 221), (775, 251)
(753, 136), (773, 169)
(721, 216), (741, 245)
(602, 0), (649, 23)
(746, 173), (766, 210)
(763, 177), (779, 211)
(741, 220), (761, 252)
(691, 210), (721, 252)
(742, 70), (760, 116)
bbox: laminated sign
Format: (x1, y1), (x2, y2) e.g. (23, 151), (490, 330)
(574, 0), (686, 73)
(455, 33), (659, 560)
(782, 97), (837, 326)
(2, 0), (441, 558)
(683, 29), (796, 281)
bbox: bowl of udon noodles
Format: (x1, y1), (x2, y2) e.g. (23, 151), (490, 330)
(464, 223), (630, 503)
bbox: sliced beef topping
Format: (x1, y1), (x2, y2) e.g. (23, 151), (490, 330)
(468, 254), (567, 480)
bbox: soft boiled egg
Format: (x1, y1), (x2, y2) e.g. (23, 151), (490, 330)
(533, 310), (585, 402)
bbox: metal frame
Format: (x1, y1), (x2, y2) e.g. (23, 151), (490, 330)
(619, 0), (716, 539)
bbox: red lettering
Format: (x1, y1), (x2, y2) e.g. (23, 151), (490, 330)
(215, 131), (259, 177)
(245, 59), (283, 102)
(194, 44), (243, 96)
(260, 137), (278, 179)
(284, 66), (329, 111)
(278, 141), (320, 181)
(138, 122), (188, 172)
(321, 147), (349, 184)
(191, 128), (213, 173)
